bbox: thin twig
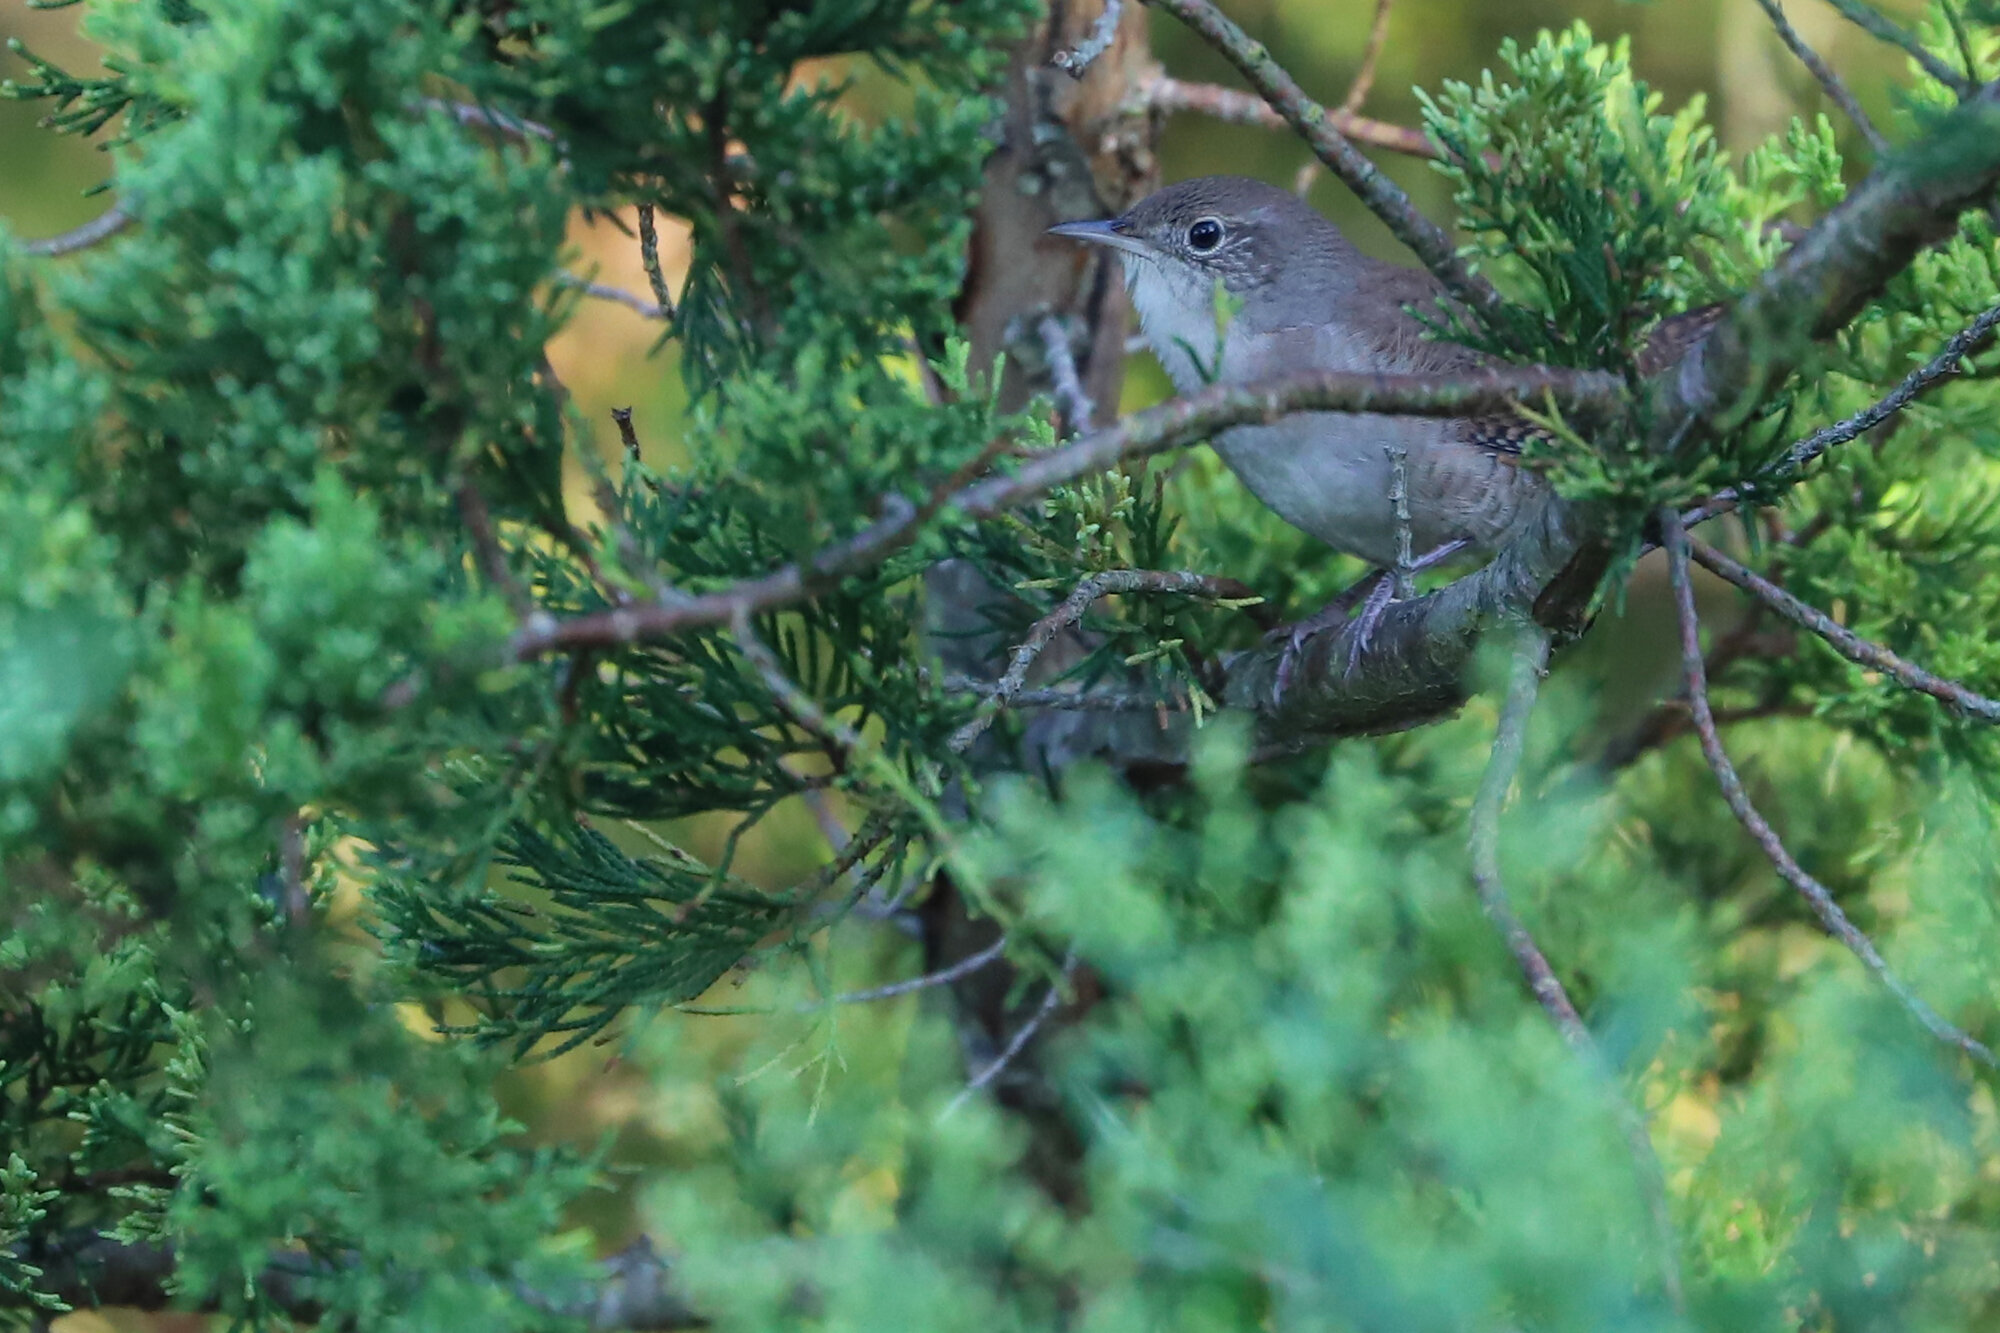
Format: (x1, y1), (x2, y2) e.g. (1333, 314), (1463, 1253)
(1683, 302), (2000, 527)
(1469, 626), (1685, 1312)
(1686, 536), (2000, 722)
(948, 569), (1261, 752)
(1754, 0), (1888, 152)
(941, 949), (1078, 1118)
(552, 272), (671, 321)
(1037, 313), (1096, 435)
(513, 364), (1618, 660)
(1779, 303), (2000, 474)
(1471, 629), (1583, 1039)
(1660, 510), (1997, 1069)
(611, 406), (642, 458)
(454, 480), (535, 619)
(942, 674), (1188, 713)
(415, 97), (558, 144)
(1820, 0), (1973, 94)
(732, 609), (866, 756)
(1145, 0), (1498, 314)
(636, 203), (677, 322)
(1145, 74), (1437, 160)
(1340, 0), (1395, 115)
(21, 203), (131, 257)
(578, 408), (679, 605)
(1386, 443), (1415, 599)
(830, 936), (1009, 1006)
(279, 814), (310, 931)
(1052, 0), (1122, 78)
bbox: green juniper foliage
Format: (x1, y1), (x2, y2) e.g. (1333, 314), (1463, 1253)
(5, 0), (2000, 1329)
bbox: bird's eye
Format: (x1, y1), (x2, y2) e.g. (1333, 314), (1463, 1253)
(1186, 218), (1224, 253)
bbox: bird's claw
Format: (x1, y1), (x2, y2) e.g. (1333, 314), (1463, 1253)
(1341, 575), (1400, 678)
(1266, 572), (1387, 705)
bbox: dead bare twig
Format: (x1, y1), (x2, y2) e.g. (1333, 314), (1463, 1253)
(553, 272), (671, 321)
(1341, 0), (1396, 115)
(21, 203), (132, 258)
(1661, 510), (1996, 1069)
(940, 949), (1078, 1118)
(1037, 313), (1097, 435)
(830, 936), (1010, 1006)
(1687, 537), (2000, 722)
(1753, 0), (1888, 152)
(1469, 626), (1685, 1312)
(1145, 75), (1436, 159)
(1052, 0), (1122, 78)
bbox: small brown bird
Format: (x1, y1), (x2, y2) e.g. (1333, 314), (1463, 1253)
(1050, 175), (1714, 673)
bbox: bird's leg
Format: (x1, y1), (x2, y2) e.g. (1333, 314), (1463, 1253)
(1267, 539), (1472, 702)
(1340, 538), (1468, 675)
(1268, 568), (1387, 701)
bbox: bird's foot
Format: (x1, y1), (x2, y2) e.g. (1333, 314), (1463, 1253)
(1267, 571), (1387, 702)
(1266, 540), (1472, 703)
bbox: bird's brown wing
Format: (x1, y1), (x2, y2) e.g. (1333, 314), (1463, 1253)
(1405, 292), (1728, 458)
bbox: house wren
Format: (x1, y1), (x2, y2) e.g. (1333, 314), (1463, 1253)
(1051, 175), (1712, 674)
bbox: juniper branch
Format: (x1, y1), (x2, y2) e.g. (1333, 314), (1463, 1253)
(1684, 301), (2000, 527)
(513, 365), (1612, 660)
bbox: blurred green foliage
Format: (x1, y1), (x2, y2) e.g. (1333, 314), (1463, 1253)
(2, 0), (2000, 1331)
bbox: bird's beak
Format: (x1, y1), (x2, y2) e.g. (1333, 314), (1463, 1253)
(1047, 217), (1152, 259)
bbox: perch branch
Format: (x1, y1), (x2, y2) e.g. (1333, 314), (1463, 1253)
(1661, 511), (1996, 1068)
(513, 365), (1613, 660)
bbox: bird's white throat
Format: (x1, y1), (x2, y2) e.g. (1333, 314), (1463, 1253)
(1120, 255), (1233, 396)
